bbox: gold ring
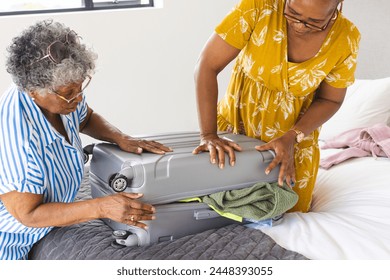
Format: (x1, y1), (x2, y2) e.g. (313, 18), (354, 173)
(130, 215), (134, 222)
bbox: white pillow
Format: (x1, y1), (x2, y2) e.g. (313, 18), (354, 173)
(319, 77), (390, 140)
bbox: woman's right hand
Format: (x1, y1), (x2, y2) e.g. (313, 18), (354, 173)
(192, 133), (242, 168)
(97, 193), (155, 229)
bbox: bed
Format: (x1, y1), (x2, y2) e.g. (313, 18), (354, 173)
(263, 77), (390, 259)
(29, 77), (390, 260)
(29, 169), (307, 260)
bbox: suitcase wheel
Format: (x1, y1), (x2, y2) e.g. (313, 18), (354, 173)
(112, 230), (130, 239)
(82, 144), (95, 164)
(112, 230), (139, 247)
(109, 173), (128, 192)
(82, 152), (89, 164)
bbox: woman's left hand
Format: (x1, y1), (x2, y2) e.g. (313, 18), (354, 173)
(255, 131), (296, 188)
(117, 135), (173, 155)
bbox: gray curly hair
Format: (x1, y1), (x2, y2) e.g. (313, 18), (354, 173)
(6, 19), (97, 94)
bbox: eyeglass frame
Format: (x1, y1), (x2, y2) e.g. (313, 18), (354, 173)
(283, 0), (343, 32)
(50, 75), (92, 104)
(29, 30), (81, 66)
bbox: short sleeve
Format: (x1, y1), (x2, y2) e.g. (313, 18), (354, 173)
(325, 30), (361, 88)
(0, 133), (45, 196)
(215, 0), (264, 49)
(0, 87), (46, 195)
(24, 144), (46, 194)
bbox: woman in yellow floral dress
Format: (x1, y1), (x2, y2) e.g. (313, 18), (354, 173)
(193, 0), (360, 212)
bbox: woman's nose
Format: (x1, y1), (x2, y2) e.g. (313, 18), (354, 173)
(75, 93), (83, 102)
(70, 92), (84, 104)
(292, 22), (309, 33)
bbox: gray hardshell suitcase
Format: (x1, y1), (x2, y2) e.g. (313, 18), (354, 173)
(90, 132), (279, 246)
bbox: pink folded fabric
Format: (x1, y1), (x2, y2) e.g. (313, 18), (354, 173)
(361, 124), (390, 157)
(320, 123), (390, 169)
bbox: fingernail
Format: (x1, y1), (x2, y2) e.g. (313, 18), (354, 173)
(265, 169), (270, 175)
(137, 147), (142, 153)
(219, 163), (224, 169)
(212, 159), (216, 164)
(231, 161), (235, 167)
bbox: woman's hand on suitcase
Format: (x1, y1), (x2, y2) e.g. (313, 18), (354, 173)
(117, 135), (173, 155)
(255, 133), (296, 188)
(192, 134), (242, 169)
(98, 192), (156, 229)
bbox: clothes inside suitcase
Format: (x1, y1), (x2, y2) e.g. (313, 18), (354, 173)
(89, 132), (288, 246)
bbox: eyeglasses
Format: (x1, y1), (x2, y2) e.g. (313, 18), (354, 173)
(51, 75), (91, 104)
(29, 30), (81, 66)
(284, 0), (343, 32)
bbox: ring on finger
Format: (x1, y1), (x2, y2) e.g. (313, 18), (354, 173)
(130, 215), (135, 222)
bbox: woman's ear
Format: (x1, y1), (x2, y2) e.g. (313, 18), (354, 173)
(29, 91), (38, 101)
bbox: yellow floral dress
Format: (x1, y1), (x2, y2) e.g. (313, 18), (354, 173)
(215, 0), (360, 212)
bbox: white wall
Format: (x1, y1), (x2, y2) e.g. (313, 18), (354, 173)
(0, 0), (237, 144)
(343, 0), (390, 79)
(1, 0), (389, 144)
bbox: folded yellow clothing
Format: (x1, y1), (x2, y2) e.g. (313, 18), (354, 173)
(181, 182), (298, 222)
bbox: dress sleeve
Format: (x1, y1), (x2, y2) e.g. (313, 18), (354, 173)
(215, 0), (264, 49)
(325, 30), (361, 88)
(23, 145), (45, 194)
(0, 137), (45, 195)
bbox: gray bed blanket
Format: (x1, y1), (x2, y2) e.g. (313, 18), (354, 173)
(29, 168), (308, 260)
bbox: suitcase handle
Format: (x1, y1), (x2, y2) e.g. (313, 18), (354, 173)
(194, 209), (221, 220)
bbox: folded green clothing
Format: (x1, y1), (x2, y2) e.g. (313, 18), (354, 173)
(199, 182), (298, 222)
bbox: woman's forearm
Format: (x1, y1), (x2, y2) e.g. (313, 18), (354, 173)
(0, 191), (100, 228)
(194, 33), (241, 138)
(1, 191), (154, 229)
(194, 61), (219, 137)
(81, 109), (126, 144)
(25, 199), (100, 227)
(292, 82), (346, 135)
(293, 96), (343, 136)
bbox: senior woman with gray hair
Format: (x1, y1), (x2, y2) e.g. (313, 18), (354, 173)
(0, 20), (171, 260)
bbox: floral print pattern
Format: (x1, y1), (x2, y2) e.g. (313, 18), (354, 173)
(215, 0), (360, 212)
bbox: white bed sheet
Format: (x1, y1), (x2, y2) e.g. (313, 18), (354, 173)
(261, 147), (390, 260)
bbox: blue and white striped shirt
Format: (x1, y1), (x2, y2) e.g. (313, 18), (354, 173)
(0, 85), (88, 260)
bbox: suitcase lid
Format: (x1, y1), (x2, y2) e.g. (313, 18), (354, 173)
(90, 132), (278, 204)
